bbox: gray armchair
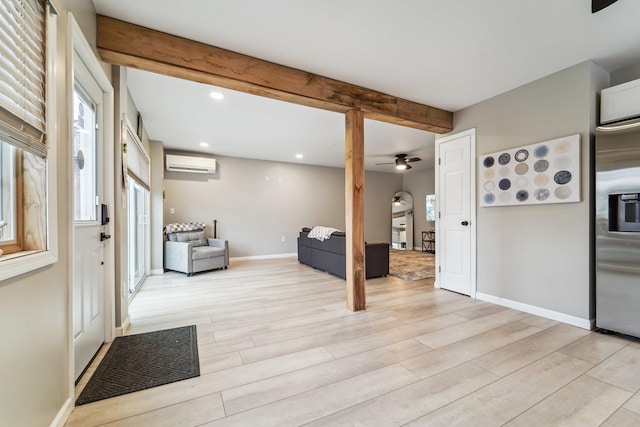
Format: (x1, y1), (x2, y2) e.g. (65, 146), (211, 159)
(164, 229), (229, 276)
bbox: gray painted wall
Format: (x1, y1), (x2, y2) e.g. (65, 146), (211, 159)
(452, 61), (609, 322)
(150, 140), (165, 272)
(403, 168), (436, 249)
(163, 154), (401, 257)
(112, 66), (130, 328)
(365, 171), (405, 244)
(610, 63), (640, 86)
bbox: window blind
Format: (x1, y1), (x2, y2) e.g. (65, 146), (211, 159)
(125, 123), (150, 189)
(0, 0), (47, 158)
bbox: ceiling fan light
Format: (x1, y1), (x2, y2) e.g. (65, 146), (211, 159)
(396, 163), (407, 170)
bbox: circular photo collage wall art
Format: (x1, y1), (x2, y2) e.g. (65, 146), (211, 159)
(479, 134), (580, 207)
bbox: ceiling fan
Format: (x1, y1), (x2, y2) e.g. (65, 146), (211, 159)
(377, 153), (422, 170)
(391, 196), (407, 205)
(592, 0), (618, 13)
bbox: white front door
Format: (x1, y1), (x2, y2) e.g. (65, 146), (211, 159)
(73, 53), (106, 380)
(436, 129), (476, 296)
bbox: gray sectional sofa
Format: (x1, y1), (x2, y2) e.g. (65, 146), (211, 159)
(297, 228), (389, 279)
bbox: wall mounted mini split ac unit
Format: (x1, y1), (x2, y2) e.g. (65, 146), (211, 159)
(165, 154), (217, 174)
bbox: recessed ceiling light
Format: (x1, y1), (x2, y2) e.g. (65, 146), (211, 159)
(199, 142), (209, 147)
(295, 154), (304, 159)
(209, 91), (224, 100)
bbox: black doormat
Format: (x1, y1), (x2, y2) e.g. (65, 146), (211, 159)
(76, 325), (200, 406)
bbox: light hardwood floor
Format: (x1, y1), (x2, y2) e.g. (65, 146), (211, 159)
(67, 257), (640, 426)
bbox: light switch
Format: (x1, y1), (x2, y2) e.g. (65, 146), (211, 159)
(170, 208), (175, 215)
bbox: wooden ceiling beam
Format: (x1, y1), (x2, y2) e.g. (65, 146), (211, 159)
(96, 15), (453, 133)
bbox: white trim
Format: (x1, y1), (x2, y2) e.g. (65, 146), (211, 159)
(116, 315), (131, 337)
(150, 268), (164, 275)
(67, 13), (116, 419)
(231, 253), (297, 261)
(476, 292), (594, 330)
(434, 128), (477, 298)
(49, 397), (73, 427)
(0, 251), (57, 281)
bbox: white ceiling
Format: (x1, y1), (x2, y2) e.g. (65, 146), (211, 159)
(92, 0), (640, 173)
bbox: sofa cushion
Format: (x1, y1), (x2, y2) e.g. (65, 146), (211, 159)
(311, 233), (346, 255)
(192, 246), (226, 260)
(298, 232), (313, 248)
(172, 230), (207, 246)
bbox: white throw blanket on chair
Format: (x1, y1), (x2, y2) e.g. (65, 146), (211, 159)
(308, 226), (340, 241)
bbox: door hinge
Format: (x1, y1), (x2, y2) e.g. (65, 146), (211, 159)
(95, 196), (100, 206)
(95, 123), (99, 130)
(438, 158), (441, 165)
(438, 211), (441, 219)
(438, 265), (441, 273)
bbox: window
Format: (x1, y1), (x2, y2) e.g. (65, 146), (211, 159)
(426, 194), (436, 222)
(128, 176), (148, 297)
(73, 84), (97, 222)
(0, 141), (18, 246)
(124, 120), (150, 297)
(0, 0), (56, 275)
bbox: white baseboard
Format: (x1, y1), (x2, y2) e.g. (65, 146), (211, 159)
(476, 292), (594, 330)
(116, 315), (131, 337)
(231, 253), (297, 262)
(150, 269), (164, 275)
(49, 396), (73, 427)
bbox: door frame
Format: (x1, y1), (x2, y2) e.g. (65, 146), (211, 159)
(68, 13), (115, 391)
(434, 128), (477, 297)
(126, 174), (150, 300)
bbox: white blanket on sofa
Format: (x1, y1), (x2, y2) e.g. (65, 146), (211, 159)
(308, 226), (340, 242)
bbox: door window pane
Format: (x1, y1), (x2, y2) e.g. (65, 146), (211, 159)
(73, 85), (97, 221)
(128, 177), (148, 296)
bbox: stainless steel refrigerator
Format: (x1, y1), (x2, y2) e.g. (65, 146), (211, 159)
(595, 123), (640, 337)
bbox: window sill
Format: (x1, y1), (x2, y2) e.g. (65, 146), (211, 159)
(0, 250), (57, 282)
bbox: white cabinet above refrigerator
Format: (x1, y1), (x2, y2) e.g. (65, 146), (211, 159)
(601, 77), (640, 124)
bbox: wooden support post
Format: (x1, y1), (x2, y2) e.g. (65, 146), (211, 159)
(345, 110), (366, 311)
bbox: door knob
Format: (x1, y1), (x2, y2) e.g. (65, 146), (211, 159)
(461, 221), (469, 226)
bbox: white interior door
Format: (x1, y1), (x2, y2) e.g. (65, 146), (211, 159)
(436, 129), (476, 296)
(73, 53), (106, 380)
